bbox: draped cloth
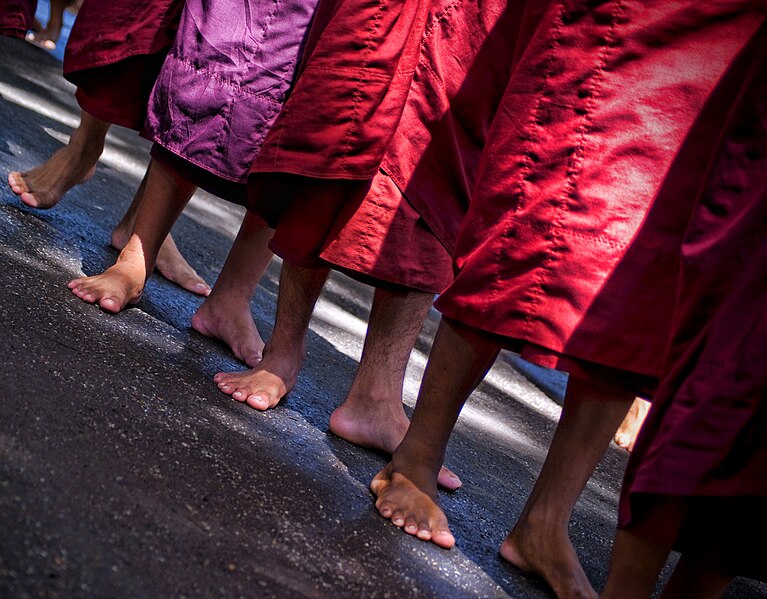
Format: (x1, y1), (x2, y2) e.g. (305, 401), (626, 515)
(0, 0), (36, 39)
(433, 1), (767, 381)
(618, 24), (767, 579)
(62, 0), (184, 129)
(248, 0), (766, 383)
(249, 0), (509, 293)
(144, 0), (319, 203)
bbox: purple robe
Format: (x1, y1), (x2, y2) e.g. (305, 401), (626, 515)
(144, 0), (319, 203)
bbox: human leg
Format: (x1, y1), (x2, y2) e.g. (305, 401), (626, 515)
(8, 110), (109, 208)
(599, 528), (672, 599)
(68, 158), (196, 312)
(329, 287), (462, 489)
(597, 495), (733, 599)
(214, 261), (329, 409)
(26, 0), (67, 49)
(192, 211), (274, 366)
(110, 166), (211, 297)
(371, 317), (500, 547)
(329, 287), (433, 454)
(500, 375), (634, 599)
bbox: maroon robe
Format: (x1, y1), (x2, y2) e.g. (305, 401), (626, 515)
(433, 1), (766, 383)
(250, 0), (508, 294)
(0, 0), (36, 38)
(249, 0), (765, 387)
(618, 24), (767, 579)
(62, 0), (183, 129)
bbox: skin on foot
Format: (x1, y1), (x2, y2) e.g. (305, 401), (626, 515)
(26, 23), (62, 50)
(8, 147), (96, 209)
(370, 463), (455, 549)
(500, 519), (597, 599)
(110, 228), (210, 297)
(192, 299), (264, 367)
(67, 254), (145, 314)
(329, 401), (462, 491)
(614, 397), (650, 452)
(214, 347), (301, 410)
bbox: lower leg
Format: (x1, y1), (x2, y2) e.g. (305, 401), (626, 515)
(330, 287), (462, 489)
(599, 529), (673, 599)
(660, 555), (734, 599)
(214, 262), (329, 409)
(8, 110), (109, 208)
(330, 287), (433, 453)
(371, 317), (500, 547)
(68, 159), (196, 312)
(501, 375), (634, 599)
(111, 166), (210, 297)
(601, 497), (686, 599)
(192, 211), (275, 366)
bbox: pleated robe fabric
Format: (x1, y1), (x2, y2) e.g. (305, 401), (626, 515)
(249, 0), (510, 294)
(0, 0), (36, 38)
(618, 25), (767, 579)
(62, 0), (184, 129)
(144, 0), (320, 204)
(433, 1), (767, 381)
(248, 0), (765, 385)
(316, 0), (512, 292)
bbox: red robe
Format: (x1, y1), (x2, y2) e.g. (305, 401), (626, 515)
(250, 0), (765, 386)
(433, 1), (767, 382)
(62, 0), (183, 129)
(250, 0), (508, 293)
(618, 25), (767, 578)
(0, 0), (36, 39)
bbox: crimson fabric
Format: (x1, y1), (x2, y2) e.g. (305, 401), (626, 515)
(434, 1), (767, 380)
(249, 0), (501, 293)
(61, 0), (183, 129)
(267, 171), (453, 293)
(145, 0), (319, 204)
(63, 0), (182, 73)
(71, 53), (168, 130)
(618, 26), (767, 579)
(380, 0), (516, 255)
(249, 0), (431, 179)
(0, 0), (35, 38)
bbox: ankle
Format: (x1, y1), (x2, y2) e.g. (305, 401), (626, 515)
(68, 132), (104, 162)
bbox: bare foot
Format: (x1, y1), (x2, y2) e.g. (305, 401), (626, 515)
(110, 227), (210, 297)
(330, 400), (462, 491)
(192, 297), (264, 367)
(8, 146), (97, 209)
(500, 515), (597, 599)
(67, 248), (146, 313)
(370, 463), (455, 548)
(214, 344), (301, 410)
(26, 22), (62, 50)
(613, 397), (650, 452)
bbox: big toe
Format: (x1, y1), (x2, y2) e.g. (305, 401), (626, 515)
(8, 172), (27, 194)
(177, 275), (210, 297)
(238, 345), (264, 368)
(437, 466), (462, 491)
(430, 528), (455, 549)
(99, 296), (124, 314)
(245, 392), (275, 411)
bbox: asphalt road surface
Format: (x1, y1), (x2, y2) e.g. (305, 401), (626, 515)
(0, 33), (764, 599)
